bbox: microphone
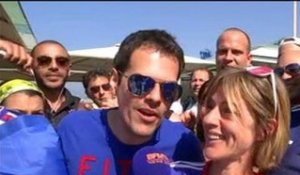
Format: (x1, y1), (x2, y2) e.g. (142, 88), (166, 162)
(132, 146), (205, 175)
(132, 146), (172, 175)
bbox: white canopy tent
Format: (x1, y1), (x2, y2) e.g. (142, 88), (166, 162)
(69, 44), (216, 81)
(1, 1), (280, 82)
(70, 45), (216, 99)
(250, 44), (279, 67)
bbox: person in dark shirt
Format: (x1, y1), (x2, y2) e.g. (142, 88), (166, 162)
(30, 40), (80, 126)
(269, 37), (300, 175)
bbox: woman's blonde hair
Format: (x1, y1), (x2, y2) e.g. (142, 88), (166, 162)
(199, 67), (290, 172)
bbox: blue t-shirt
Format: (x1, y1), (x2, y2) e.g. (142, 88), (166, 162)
(57, 109), (204, 175)
(268, 125), (300, 175)
(0, 107), (67, 175)
(267, 106), (300, 175)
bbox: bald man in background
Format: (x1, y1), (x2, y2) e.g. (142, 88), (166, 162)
(216, 27), (253, 70)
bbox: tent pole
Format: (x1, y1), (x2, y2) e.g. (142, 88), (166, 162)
(293, 1), (298, 37)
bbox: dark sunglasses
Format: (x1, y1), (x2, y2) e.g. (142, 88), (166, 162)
(89, 83), (111, 93)
(36, 56), (70, 68)
(274, 63), (300, 77)
(121, 72), (182, 103)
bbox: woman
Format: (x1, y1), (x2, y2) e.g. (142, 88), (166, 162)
(199, 66), (290, 175)
(0, 79), (68, 175)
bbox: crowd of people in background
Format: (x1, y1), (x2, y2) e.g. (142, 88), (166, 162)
(0, 27), (299, 175)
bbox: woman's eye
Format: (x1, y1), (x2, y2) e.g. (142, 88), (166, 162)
(221, 105), (232, 114)
(205, 98), (215, 109)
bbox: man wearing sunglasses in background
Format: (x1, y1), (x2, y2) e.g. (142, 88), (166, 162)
(82, 68), (118, 109)
(269, 37), (300, 175)
(275, 36), (300, 127)
(57, 29), (204, 175)
(275, 37), (300, 80)
(31, 40), (80, 126)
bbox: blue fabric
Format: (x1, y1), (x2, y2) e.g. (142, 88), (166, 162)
(269, 125), (300, 175)
(57, 109), (204, 175)
(0, 115), (68, 175)
(290, 106), (300, 132)
(291, 108), (300, 141)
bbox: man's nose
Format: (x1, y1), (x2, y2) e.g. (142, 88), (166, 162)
(224, 50), (233, 60)
(282, 72), (292, 80)
(49, 59), (59, 69)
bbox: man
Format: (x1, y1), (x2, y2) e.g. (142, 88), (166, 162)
(275, 37), (300, 80)
(175, 68), (213, 130)
(58, 29), (204, 175)
(275, 36), (300, 128)
(181, 68), (213, 112)
(180, 27), (253, 127)
(31, 40), (80, 126)
(0, 79), (44, 116)
(216, 27), (252, 70)
(0, 79), (67, 175)
(264, 37), (300, 175)
(82, 69), (118, 109)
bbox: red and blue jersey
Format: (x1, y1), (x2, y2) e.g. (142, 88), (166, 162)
(57, 109), (204, 175)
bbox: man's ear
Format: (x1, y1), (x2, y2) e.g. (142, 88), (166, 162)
(110, 68), (119, 87)
(247, 53), (253, 66)
(67, 64), (72, 77)
(256, 119), (278, 141)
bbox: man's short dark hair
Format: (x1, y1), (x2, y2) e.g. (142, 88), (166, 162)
(82, 68), (111, 90)
(113, 29), (185, 79)
(31, 40), (69, 57)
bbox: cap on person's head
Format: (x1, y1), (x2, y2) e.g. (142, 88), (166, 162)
(132, 146), (204, 175)
(0, 79), (43, 104)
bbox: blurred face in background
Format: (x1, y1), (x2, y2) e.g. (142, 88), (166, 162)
(216, 30), (252, 70)
(87, 75), (115, 107)
(191, 69), (210, 97)
(277, 43), (300, 80)
(3, 91), (44, 115)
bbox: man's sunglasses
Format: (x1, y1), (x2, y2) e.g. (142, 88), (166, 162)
(36, 56), (70, 68)
(89, 83), (111, 93)
(120, 72), (182, 103)
(274, 63), (300, 77)
(246, 66), (278, 115)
